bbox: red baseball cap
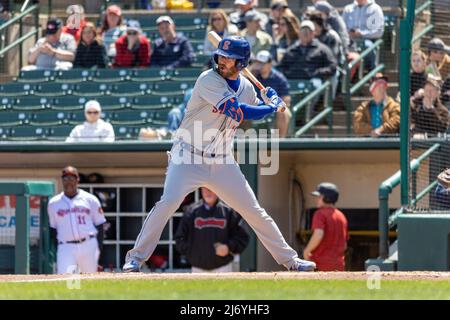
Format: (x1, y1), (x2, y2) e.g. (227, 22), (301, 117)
(107, 5), (122, 16)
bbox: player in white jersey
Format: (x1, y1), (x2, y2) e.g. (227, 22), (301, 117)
(123, 36), (316, 272)
(47, 166), (106, 274)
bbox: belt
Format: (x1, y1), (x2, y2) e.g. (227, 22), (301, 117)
(59, 235), (95, 245)
(179, 141), (226, 158)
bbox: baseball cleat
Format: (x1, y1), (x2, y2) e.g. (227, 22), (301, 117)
(122, 260), (141, 273)
(290, 258), (317, 272)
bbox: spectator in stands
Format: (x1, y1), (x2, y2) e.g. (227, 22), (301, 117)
(151, 16), (194, 69)
(410, 74), (448, 137)
(272, 13), (301, 62)
(427, 38), (450, 81)
(0, 1), (11, 25)
(342, 0), (384, 71)
(73, 22), (108, 69)
(113, 20), (151, 68)
(26, 18), (76, 71)
(277, 20), (337, 80)
(230, 0), (268, 31)
(62, 4), (87, 42)
(203, 9), (239, 55)
(309, 11), (344, 98)
(435, 169), (450, 210)
(100, 5), (126, 60)
(266, 0), (292, 38)
(249, 50), (291, 137)
(168, 88), (192, 132)
(410, 50), (428, 98)
(304, 182), (348, 271)
(241, 10), (273, 56)
(353, 73), (400, 137)
(313, 1), (350, 52)
(66, 100), (115, 143)
(175, 187), (249, 273)
(440, 75), (450, 108)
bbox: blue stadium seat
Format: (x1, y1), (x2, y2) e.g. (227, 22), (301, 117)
(110, 110), (150, 125)
(7, 125), (46, 141)
(0, 97), (14, 110)
(35, 83), (73, 97)
(111, 82), (151, 96)
(73, 83), (110, 97)
(47, 125), (73, 140)
(131, 95), (173, 110)
(29, 110), (70, 126)
(94, 96), (130, 111)
(171, 68), (202, 81)
(191, 54), (210, 68)
(55, 69), (92, 83)
(130, 68), (171, 82)
(92, 69), (131, 83)
(51, 96), (87, 111)
(16, 70), (55, 83)
(115, 126), (144, 140)
(12, 97), (49, 111)
(0, 111), (30, 126)
(150, 108), (170, 127)
(0, 83), (33, 97)
(151, 81), (194, 96)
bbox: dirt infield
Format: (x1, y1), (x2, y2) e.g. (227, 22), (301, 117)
(0, 271), (449, 283)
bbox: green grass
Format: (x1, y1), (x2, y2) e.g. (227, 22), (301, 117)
(1, 279), (450, 299)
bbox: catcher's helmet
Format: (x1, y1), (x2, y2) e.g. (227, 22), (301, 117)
(311, 182), (339, 204)
(213, 36), (251, 70)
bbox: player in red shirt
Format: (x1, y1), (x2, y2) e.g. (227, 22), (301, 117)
(303, 182), (349, 271)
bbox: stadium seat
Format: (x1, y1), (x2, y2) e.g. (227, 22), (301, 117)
(16, 70), (55, 83)
(288, 80), (314, 96)
(131, 95), (173, 110)
(179, 29), (205, 41)
(191, 54), (210, 68)
(116, 126), (143, 140)
(12, 97), (49, 111)
(35, 83), (73, 97)
(0, 83), (33, 97)
(110, 110), (150, 125)
(7, 125), (46, 141)
(151, 81), (194, 96)
(94, 96), (130, 111)
(111, 82), (151, 96)
(149, 108), (170, 127)
(73, 83), (110, 97)
(0, 111), (28, 126)
(171, 68), (202, 81)
(29, 110), (70, 126)
(46, 125), (73, 140)
(174, 16), (208, 30)
(55, 69), (92, 83)
(0, 127), (8, 140)
(51, 96), (87, 111)
(92, 69), (131, 83)
(129, 68), (170, 82)
(142, 30), (160, 40)
(0, 97), (14, 110)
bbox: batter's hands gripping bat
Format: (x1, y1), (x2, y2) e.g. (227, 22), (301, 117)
(207, 31), (286, 112)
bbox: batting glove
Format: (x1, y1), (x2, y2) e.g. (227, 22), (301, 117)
(261, 87), (286, 112)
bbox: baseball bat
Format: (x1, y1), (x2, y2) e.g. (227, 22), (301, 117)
(207, 31), (285, 112)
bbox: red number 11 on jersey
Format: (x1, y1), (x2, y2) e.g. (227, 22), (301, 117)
(77, 216), (86, 225)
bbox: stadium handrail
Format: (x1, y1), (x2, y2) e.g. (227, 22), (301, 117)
(0, 4), (39, 70)
(290, 79), (332, 137)
(343, 39), (384, 134)
(378, 142), (440, 259)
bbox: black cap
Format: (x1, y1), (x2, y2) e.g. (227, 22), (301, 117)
(46, 18), (63, 35)
(311, 182), (339, 203)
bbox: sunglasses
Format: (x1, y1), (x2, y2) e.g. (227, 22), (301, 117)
(86, 111), (99, 115)
(62, 175), (78, 181)
(127, 31), (138, 36)
(212, 17), (223, 22)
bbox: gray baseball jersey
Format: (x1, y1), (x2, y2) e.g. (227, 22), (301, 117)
(175, 69), (259, 155)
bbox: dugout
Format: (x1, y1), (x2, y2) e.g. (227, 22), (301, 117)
(0, 138), (401, 272)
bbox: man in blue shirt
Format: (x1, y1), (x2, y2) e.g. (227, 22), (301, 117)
(151, 16), (194, 68)
(249, 50), (292, 137)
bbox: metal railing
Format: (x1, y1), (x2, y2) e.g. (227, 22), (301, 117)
(0, 4), (39, 70)
(343, 39), (384, 134)
(378, 142), (440, 259)
(289, 79), (332, 137)
(411, 0), (434, 44)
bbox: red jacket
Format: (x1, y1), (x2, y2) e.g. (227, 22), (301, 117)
(113, 35), (151, 68)
(61, 20), (87, 42)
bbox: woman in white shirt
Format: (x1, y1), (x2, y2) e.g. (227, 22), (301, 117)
(66, 100), (115, 142)
(203, 9), (239, 55)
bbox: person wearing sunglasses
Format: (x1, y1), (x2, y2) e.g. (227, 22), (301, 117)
(113, 19), (151, 68)
(203, 10), (239, 55)
(66, 100), (115, 142)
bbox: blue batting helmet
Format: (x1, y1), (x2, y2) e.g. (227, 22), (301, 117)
(213, 36), (251, 70)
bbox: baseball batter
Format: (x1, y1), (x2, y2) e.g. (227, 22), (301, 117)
(123, 36), (316, 272)
(47, 166), (106, 274)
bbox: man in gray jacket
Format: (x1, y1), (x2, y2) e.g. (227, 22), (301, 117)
(342, 0), (385, 70)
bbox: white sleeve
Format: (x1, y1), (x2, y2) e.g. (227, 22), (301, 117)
(196, 73), (235, 107)
(105, 123), (115, 142)
(90, 196), (106, 226)
(47, 202), (56, 229)
(66, 126), (78, 142)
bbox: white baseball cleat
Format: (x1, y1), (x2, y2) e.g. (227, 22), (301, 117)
(122, 260), (141, 273)
(290, 258), (317, 272)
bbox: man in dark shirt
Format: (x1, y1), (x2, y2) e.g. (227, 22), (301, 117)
(175, 187), (249, 273)
(151, 15), (194, 69)
(249, 50), (291, 137)
(277, 20), (337, 80)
